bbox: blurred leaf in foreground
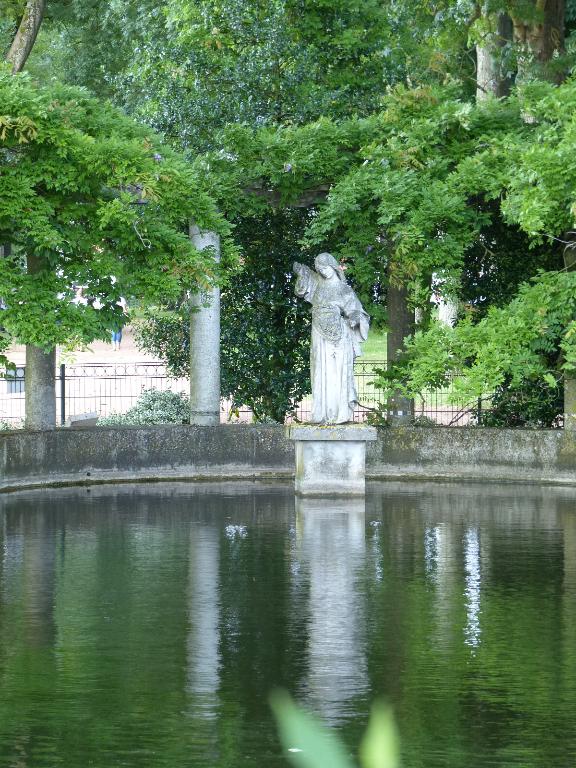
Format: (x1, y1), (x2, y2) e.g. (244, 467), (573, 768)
(270, 690), (356, 768)
(359, 702), (400, 768)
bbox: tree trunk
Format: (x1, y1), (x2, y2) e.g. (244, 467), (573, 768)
(24, 254), (56, 430)
(386, 283), (414, 423)
(565, 377), (576, 431)
(476, 14), (513, 100)
(6, 0), (46, 73)
(512, 0), (565, 81)
(25, 345), (56, 430)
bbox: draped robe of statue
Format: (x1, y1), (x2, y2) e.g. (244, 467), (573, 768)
(294, 259), (369, 424)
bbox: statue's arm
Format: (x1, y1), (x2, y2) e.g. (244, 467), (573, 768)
(293, 262), (316, 301)
(342, 290), (370, 340)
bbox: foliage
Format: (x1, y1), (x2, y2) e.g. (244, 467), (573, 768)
(499, 79), (576, 235)
(134, 307), (188, 378)
(376, 270), (576, 408)
(0, 418), (20, 430)
(199, 84), (544, 320)
(460, 201), (562, 318)
(348, 77), (576, 413)
(480, 376), (564, 427)
(199, 78), (576, 419)
(200, 75), (576, 297)
(302, 87), (529, 294)
(99, 388), (190, 425)
(35, 0), (473, 153)
(219, 210), (311, 422)
(136, 210), (312, 423)
(159, 77), (576, 422)
(271, 691), (400, 768)
(9, 0), (576, 422)
(0, 72), (235, 362)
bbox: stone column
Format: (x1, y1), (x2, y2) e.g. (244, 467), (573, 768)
(189, 225), (221, 425)
(431, 272), (458, 327)
(476, 14), (513, 101)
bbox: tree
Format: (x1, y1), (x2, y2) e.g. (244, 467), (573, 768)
(15, 0), (484, 427)
(372, 78), (576, 426)
(380, 269), (576, 424)
(0, 72), (232, 427)
(8, 0), (576, 428)
(42, 0), (473, 151)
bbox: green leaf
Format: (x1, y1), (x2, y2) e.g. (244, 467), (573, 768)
(270, 690), (356, 768)
(543, 372), (558, 388)
(359, 702), (400, 768)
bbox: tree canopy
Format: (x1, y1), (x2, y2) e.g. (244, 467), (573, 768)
(4, 0), (576, 424)
(0, 70), (234, 362)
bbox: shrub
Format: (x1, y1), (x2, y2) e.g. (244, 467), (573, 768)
(99, 389), (190, 425)
(480, 377), (563, 428)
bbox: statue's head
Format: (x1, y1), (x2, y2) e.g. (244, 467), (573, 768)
(315, 252), (345, 281)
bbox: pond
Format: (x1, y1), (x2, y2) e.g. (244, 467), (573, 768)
(0, 481), (575, 767)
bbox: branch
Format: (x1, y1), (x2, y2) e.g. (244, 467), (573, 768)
(243, 183), (331, 209)
(6, 0), (46, 74)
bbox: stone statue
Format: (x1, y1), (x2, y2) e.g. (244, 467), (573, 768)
(293, 253), (369, 424)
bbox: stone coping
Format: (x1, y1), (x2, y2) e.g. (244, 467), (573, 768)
(286, 424), (377, 441)
(0, 424), (574, 493)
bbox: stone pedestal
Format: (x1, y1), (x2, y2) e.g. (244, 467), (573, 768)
(287, 424), (377, 496)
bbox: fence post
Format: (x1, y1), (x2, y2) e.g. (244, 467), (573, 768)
(60, 363), (66, 425)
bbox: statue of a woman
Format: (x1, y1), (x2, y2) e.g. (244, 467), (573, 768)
(294, 253), (370, 424)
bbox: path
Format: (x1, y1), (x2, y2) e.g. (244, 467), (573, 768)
(6, 326), (158, 367)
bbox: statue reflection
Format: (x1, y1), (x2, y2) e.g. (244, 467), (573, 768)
(295, 497), (368, 724)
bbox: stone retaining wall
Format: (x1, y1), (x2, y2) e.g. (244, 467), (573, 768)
(0, 425), (574, 492)
(367, 427), (576, 484)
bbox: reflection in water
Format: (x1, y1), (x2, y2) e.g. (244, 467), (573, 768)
(463, 527), (481, 651)
(432, 523), (460, 651)
(295, 497), (368, 724)
(187, 525), (221, 718)
(0, 482), (575, 767)
(561, 504), (576, 712)
(24, 516), (57, 649)
(424, 525), (441, 576)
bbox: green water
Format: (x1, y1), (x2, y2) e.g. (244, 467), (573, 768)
(0, 481), (575, 767)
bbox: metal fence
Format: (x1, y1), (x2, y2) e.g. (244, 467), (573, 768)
(321, 359), (484, 425)
(0, 360), (486, 426)
(0, 363), (188, 426)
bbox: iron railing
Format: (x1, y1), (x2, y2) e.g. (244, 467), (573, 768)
(0, 360), (488, 426)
